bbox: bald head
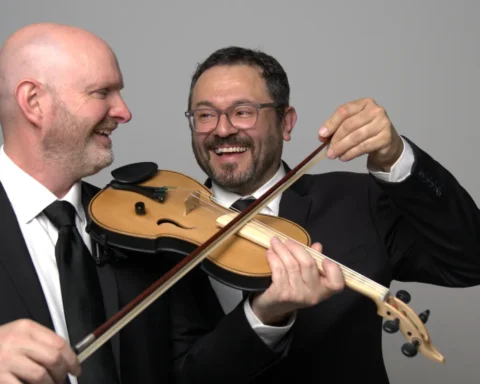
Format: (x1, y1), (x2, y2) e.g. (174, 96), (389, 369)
(0, 23), (118, 129)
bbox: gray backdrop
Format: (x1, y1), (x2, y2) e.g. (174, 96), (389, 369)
(1, 1), (479, 382)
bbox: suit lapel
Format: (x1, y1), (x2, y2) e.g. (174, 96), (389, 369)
(81, 182), (121, 379)
(278, 161), (312, 227)
(0, 182), (54, 329)
(278, 185), (312, 227)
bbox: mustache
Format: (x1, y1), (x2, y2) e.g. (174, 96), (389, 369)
(205, 136), (253, 150)
(94, 119), (117, 131)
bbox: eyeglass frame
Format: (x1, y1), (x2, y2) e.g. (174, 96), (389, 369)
(184, 102), (284, 133)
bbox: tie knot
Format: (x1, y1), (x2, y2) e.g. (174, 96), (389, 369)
(43, 200), (77, 229)
(229, 196), (257, 212)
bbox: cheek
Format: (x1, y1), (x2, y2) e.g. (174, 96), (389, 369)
(192, 135), (207, 153)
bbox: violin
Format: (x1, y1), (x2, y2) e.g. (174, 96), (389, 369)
(75, 140), (445, 367)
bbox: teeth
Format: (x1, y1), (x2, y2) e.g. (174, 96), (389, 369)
(214, 147), (247, 154)
(95, 130), (111, 136)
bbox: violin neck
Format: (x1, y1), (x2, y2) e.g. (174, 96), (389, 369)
(305, 248), (389, 302)
(216, 213), (390, 303)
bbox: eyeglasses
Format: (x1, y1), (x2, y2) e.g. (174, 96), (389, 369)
(185, 102), (282, 133)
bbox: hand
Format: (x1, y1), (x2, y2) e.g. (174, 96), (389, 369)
(318, 97), (404, 171)
(251, 237), (344, 325)
(0, 319), (81, 384)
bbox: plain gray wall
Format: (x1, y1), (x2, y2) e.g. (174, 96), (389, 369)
(1, 0), (479, 382)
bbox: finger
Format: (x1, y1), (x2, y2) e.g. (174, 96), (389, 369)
(269, 237), (303, 289)
(12, 339), (70, 384)
(319, 99), (366, 142)
(329, 107), (378, 148)
(328, 117), (383, 161)
(5, 354), (56, 384)
(28, 326), (80, 378)
(283, 240), (320, 288)
(309, 242), (324, 275)
(321, 259), (345, 294)
(311, 242), (323, 253)
(265, 247), (287, 287)
(0, 373), (22, 384)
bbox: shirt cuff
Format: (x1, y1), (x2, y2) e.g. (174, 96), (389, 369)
(243, 294), (296, 349)
(368, 137), (414, 182)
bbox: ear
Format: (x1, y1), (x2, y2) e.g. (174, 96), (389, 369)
(281, 106), (297, 141)
(14, 79), (46, 127)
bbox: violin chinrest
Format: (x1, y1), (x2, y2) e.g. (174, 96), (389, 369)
(111, 162), (158, 184)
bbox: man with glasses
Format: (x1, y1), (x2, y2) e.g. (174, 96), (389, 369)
(185, 46), (480, 383)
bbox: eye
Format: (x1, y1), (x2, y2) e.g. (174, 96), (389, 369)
(94, 89), (109, 97)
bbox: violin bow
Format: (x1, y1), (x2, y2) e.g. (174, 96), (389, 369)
(75, 138), (444, 365)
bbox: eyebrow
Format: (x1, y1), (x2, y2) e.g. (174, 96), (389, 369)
(193, 99), (255, 109)
(85, 80), (124, 92)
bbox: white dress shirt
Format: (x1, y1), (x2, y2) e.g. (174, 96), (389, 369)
(0, 145), (93, 384)
(209, 137), (415, 347)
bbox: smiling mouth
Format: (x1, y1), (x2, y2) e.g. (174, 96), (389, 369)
(214, 146), (248, 155)
(94, 128), (114, 137)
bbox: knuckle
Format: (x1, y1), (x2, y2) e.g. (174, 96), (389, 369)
(52, 335), (66, 350)
(304, 257), (316, 269)
(336, 106), (349, 118)
(286, 262), (300, 275)
(15, 318), (33, 331)
(371, 105), (385, 118)
(44, 349), (63, 367)
(352, 127), (368, 143)
(31, 366), (49, 384)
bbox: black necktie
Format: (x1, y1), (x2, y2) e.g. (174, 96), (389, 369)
(43, 200), (119, 384)
(229, 197), (257, 213)
(229, 197), (256, 299)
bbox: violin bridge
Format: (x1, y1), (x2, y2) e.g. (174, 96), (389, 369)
(184, 191), (201, 215)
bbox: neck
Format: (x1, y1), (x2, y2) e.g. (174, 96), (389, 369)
(4, 141), (78, 199)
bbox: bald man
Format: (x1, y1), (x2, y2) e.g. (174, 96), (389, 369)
(0, 24), (345, 384)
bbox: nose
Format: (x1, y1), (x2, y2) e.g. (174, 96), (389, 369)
(214, 113), (238, 137)
(110, 93), (132, 123)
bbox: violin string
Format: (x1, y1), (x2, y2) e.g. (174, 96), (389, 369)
(181, 190), (388, 296)
(186, 190), (387, 295)
(240, 216), (389, 295)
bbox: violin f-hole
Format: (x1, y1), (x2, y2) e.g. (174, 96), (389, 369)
(157, 218), (193, 230)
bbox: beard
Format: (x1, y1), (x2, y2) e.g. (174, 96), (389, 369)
(42, 98), (114, 179)
(192, 127), (283, 195)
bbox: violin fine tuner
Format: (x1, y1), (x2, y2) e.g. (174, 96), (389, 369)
(135, 201), (146, 215)
(382, 290), (432, 358)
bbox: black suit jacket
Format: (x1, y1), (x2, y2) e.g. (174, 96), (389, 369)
(0, 179), (290, 383)
(207, 137), (480, 383)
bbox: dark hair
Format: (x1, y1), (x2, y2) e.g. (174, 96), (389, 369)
(187, 46), (290, 121)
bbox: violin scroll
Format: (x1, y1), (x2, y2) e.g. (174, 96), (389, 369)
(377, 290), (444, 363)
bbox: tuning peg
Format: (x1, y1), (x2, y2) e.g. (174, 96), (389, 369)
(419, 310), (430, 324)
(396, 290), (411, 303)
(382, 318), (400, 333)
(401, 339), (419, 357)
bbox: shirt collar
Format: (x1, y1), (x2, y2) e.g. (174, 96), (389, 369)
(211, 163), (286, 216)
(0, 145), (85, 224)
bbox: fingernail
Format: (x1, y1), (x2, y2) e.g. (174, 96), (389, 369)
(319, 127), (328, 137)
(327, 148), (335, 158)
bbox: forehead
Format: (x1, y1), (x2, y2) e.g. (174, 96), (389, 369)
(69, 45), (123, 90)
(191, 65), (270, 108)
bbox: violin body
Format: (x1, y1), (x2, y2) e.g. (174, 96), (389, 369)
(87, 162), (311, 291)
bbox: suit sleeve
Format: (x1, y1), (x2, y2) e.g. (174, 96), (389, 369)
(169, 265), (290, 383)
(370, 136), (480, 286)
